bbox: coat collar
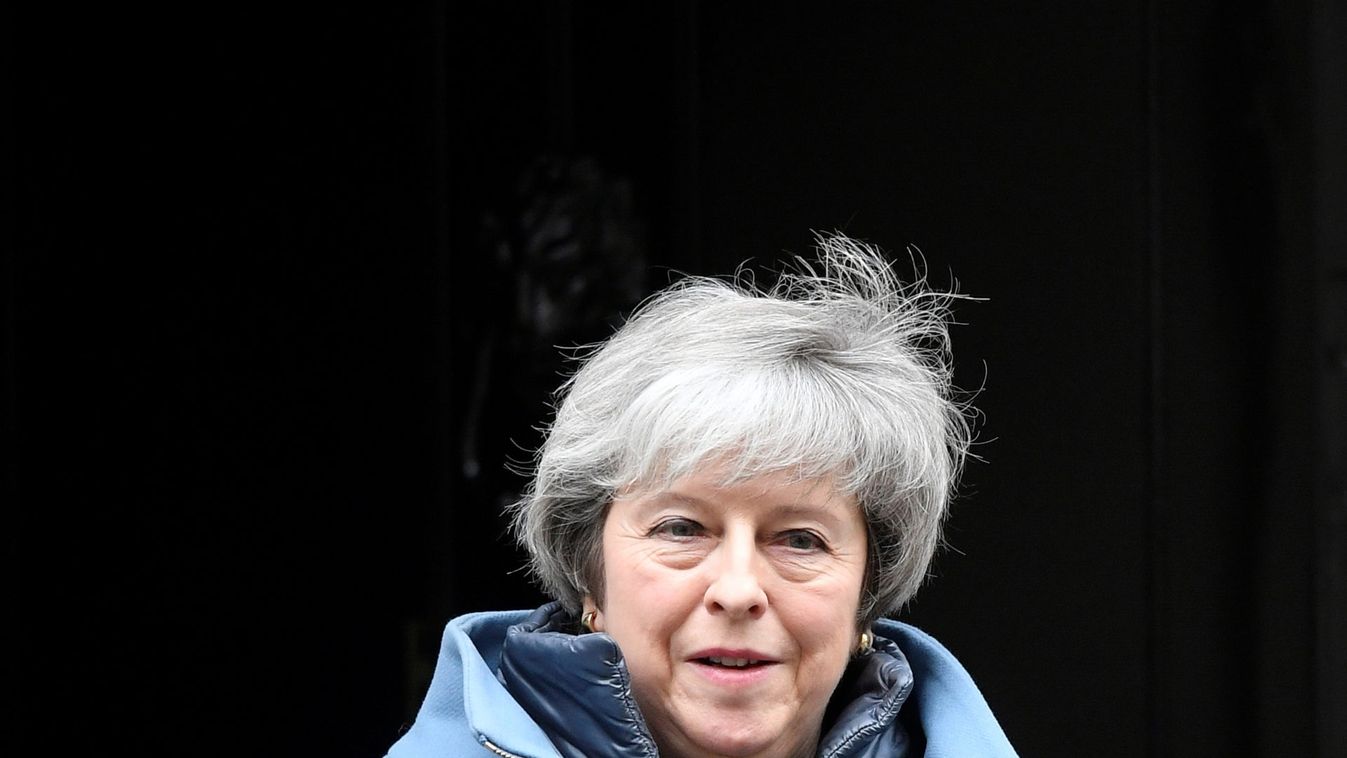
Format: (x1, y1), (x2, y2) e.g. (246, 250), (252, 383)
(495, 603), (914, 758)
(496, 603), (658, 758)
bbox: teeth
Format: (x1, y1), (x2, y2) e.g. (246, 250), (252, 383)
(706, 656), (756, 667)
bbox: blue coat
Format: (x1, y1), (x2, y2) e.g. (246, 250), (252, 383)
(386, 603), (1016, 757)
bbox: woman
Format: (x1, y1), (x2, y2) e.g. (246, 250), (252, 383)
(387, 235), (1016, 757)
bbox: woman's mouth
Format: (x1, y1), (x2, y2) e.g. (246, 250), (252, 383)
(688, 653), (779, 687)
(699, 656), (767, 668)
(688, 648), (779, 674)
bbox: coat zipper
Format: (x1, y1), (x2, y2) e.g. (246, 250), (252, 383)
(481, 739), (526, 758)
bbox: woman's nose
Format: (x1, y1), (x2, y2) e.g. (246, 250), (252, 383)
(702, 534), (768, 619)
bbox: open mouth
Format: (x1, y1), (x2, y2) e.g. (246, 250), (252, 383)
(697, 656), (770, 668)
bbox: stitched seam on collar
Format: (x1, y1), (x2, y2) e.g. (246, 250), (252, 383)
(820, 655), (915, 758)
(606, 654), (660, 758)
(820, 693), (902, 758)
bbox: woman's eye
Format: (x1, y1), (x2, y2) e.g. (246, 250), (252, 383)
(781, 530), (826, 552)
(653, 519), (704, 539)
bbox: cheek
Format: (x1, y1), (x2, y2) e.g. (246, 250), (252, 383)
(600, 542), (689, 638)
(780, 574), (866, 656)
(599, 557), (688, 697)
(786, 594), (858, 649)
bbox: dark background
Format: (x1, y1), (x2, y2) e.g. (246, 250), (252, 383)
(9, 3), (1346, 756)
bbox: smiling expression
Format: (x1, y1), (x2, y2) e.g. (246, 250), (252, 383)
(584, 468), (869, 758)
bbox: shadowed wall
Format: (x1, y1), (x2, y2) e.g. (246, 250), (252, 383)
(9, 3), (1344, 756)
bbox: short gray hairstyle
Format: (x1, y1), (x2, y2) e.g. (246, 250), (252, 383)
(509, 233), (974, 627)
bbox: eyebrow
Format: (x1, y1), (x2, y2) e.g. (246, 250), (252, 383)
(634, 489), (848, 530)
(628, 490), (704, 518)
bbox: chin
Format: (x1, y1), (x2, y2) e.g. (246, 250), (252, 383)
(680, 718), (800, 758)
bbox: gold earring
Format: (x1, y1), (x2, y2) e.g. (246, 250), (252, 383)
(581, 610), (597, 633)
(857, 630), (873, 655)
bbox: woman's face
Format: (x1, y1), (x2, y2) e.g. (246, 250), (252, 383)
(585, 468), (868, 758)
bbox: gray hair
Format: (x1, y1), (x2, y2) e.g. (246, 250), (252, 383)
(509, 233), (974, 627)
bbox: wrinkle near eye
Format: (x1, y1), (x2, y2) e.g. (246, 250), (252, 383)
(626, 537), (695, 570)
